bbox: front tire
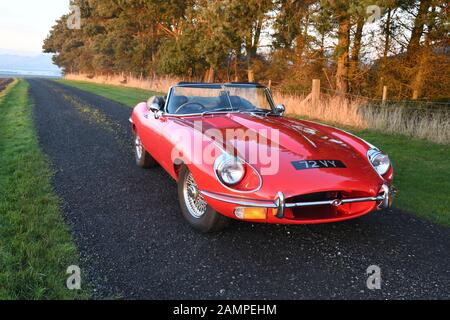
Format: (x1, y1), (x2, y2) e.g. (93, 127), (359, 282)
(133, 132), (157, 168)
(178, 166), (228, 233)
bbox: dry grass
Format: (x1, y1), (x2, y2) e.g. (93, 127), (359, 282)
(274, 92), (368, 128)
(64, 73), (450, 144)
(360, 104), (450, 144)
(65, 73), (179, 93)
(277, 91), (450, 144)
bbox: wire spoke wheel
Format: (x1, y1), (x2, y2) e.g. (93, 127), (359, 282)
(183, 171), (208, 219)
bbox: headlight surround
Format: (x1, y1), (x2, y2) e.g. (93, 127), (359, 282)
(368, 149), (391, 176)
(214, 154), (246, 186)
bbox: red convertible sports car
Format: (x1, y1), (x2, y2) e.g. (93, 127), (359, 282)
(130, 82), (396, 232)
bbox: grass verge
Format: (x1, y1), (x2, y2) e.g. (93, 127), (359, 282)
(58, 79), (159, 107)
(353, 130), (449, 226)
(58, 79), (450, 227)
(0, 79), (89, 299)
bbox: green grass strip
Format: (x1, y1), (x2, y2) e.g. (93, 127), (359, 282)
(57, 79), (160, 107)
(355, 130), (449, 227)
(0, 79), (89, 299)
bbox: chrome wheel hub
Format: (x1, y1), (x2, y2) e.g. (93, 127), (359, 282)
(183, 172), (207, 219)
(187, 185), (199, 199)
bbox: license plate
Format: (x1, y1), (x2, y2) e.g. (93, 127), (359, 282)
(292, 160), (346, 171)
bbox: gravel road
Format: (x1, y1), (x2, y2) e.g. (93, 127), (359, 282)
(28, 78), (450, 300)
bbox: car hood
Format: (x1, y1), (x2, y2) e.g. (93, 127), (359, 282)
(176, 113), (361, 160)
(174, 113), (383, 198)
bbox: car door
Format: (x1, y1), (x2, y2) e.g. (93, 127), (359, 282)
(139, 108), (167, 166)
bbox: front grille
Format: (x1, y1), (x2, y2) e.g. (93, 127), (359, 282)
(287, 191), (340, 204)
(286, 190), (373, 221)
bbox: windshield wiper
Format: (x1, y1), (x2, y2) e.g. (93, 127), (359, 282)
(201, 108), (235, 116)
(238, 109), (276, 116)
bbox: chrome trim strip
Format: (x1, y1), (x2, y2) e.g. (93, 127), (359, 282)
(129, 118), (134, 124)
(265, 88), (277, 112)
(200, 191), (277, 208)
(300, 133), (317, 149)
(163, 86), (175, 114)
(285, 196), (384, 208)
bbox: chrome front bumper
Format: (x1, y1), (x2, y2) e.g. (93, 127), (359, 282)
(201, 184), (396, 220)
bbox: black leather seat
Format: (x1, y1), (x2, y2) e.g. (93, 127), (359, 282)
(229, 96), (242, 109)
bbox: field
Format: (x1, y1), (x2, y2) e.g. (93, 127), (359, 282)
(58, 79), (450, 227)
(0, 79), (88, 299)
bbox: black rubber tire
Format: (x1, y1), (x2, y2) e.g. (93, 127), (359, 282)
(178, 166), (229, 233)
(133, 132), (157, 168)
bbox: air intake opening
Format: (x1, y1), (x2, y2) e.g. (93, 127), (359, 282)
(285, 190), (373, 221)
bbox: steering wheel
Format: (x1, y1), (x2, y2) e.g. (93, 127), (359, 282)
(175, 102), (206, 114)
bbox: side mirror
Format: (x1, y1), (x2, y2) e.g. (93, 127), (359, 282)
(275, 104), (286, 115)
(147, 96), (164, 112)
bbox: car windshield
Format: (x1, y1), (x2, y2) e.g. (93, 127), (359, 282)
(167, 85), (275, 115)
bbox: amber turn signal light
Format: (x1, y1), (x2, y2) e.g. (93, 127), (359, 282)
(234, 207), (268, 220)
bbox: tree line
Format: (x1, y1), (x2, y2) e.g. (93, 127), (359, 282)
(44, 0), (449, 101)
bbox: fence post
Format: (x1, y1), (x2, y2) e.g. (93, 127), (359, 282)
(312, 79), (321, 108)
(248, 69), (255, 83)
(382, 86), (388, 105)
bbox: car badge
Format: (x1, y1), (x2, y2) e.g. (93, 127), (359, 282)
(331, 199), (343, 207)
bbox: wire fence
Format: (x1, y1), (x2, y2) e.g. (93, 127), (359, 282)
(304, 86), (450, 108)
(269, 80), (450, 144)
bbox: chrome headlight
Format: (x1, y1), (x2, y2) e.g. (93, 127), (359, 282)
(368, 149), (391, 176)
(214, 154), (246, 186)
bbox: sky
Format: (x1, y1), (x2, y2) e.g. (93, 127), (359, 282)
(0, 0), (71, 56)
